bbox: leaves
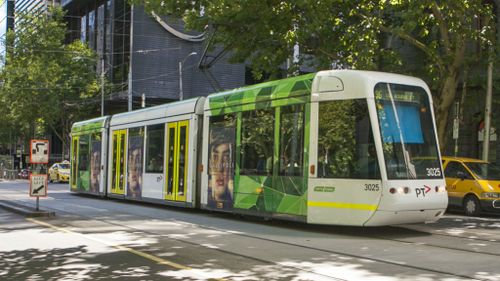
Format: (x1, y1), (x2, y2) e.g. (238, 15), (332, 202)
(0, 7), (102, 154)
(132, 0), (494, 150)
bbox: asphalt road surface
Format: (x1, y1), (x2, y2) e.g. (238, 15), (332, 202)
(1, 180), (500, 281)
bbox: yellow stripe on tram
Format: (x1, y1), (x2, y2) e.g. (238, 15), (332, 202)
(308, 201), (378, 211)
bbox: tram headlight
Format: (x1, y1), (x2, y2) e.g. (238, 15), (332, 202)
(482, 192), (500, 198)
(389, 187), (409, 194)
(435, 186), (446, 193)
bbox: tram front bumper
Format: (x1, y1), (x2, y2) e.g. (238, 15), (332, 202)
(364, 208), (446, 226)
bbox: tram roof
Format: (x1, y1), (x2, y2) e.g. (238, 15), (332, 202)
(72, 116), (110, 134)
(313, 69), (429, 91)
(206, 73), (315, 113)
(109, 97), (205, 127)
(205, 70), (430, 113)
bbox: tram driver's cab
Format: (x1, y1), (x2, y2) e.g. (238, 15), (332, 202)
(307, 71), (448, 226)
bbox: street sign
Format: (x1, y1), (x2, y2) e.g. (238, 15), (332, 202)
(30, 174), (48, 197)
(30, 139), (49, 164)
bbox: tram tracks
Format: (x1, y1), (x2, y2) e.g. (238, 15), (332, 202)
(2, 185), (499, 280)
(15, 195), (497, 281)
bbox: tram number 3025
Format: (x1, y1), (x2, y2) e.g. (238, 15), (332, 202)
(364, 184), (380, 191)
(426, 168), (442, 177)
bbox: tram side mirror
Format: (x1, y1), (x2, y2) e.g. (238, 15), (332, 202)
(457, 171), (466, 181)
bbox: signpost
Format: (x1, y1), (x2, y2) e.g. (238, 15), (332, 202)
(30, 140), (49, 164)
(29, 139), (49, 211)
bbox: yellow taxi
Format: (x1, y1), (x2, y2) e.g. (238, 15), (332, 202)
(48, 161), (71, 183)
(442, 156), (500, 216)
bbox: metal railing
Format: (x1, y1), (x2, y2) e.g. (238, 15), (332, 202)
(0, 168), (25, 180)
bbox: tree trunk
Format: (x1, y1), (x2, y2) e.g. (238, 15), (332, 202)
(435, 71), (459, 153)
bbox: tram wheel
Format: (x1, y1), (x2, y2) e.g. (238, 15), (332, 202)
(463, 195), (481, 216)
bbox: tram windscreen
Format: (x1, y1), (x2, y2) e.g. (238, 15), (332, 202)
(375, 83), (442, 179)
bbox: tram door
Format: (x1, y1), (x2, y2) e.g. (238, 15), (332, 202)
(70, 136), (79, 190)
(165, 121), (189, 202)
(111, 130), (127, 195)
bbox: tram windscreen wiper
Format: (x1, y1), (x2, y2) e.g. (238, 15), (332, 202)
(386, 84), (416, 179)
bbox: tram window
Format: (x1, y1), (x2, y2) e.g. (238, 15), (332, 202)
(90, 133), (102, 192)
(240, 109), (275, 176)
(317, 99), (380, 179)
(78, 135), (90, 172)
(375, 83), (441, 179)
(128, 127), (144, 198)
(279, 104), (305, 176)
(145, 124), (164, 173)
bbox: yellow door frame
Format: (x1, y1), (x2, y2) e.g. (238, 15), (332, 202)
(164, 121), (189, 202)
(177, 120), (189, 202)
(165, 123), (178, 200)
(111, 130), (127, 195)
(70, 136), (79, 190)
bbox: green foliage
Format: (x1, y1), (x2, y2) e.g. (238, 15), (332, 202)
(131, 0), (387, 76)
(0, 7), (102, 154)
(134, 0), (495, 150)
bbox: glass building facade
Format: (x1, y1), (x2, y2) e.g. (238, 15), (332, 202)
(14, 0), (48, 15)
(0, 0), (14, 66)
(64, 0), (131, 112)
(63, 0), (245, 114)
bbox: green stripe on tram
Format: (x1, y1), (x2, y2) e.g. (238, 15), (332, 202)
(72, 118), (107, 135)
(208, 73), (315, 115)
(209, 73), (315, 218)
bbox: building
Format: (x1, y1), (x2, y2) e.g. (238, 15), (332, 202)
(14, 0), (56, 15)
(0, 0), (14, 66)
(61, 0), (246, 114)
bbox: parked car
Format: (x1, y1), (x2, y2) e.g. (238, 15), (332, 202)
(18, 168), (30, 179)
(48, 161), (70, 183)
(442, 156), (500, 216)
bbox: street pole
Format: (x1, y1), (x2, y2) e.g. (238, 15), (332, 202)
(179, 52), (197, 101)
(179, 60), (183, 101)
(482, 59), (493, 161)
(101, 58), (105, 116)
(128, 5), (134, 112)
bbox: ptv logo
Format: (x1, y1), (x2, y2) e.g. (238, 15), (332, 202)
(416, 185), (432, 198)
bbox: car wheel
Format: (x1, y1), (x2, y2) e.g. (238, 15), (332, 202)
(463, 195), (481, 216)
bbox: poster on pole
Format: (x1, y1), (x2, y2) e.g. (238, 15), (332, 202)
(30, 139), (49, 164)
(30, 174), (48, 197)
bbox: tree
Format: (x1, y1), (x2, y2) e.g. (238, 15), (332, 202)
(0, 7), (102, 157)
(377, 0), (494, 150)
(133, 0), (495, 151)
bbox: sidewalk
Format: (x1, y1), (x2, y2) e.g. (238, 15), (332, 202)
(0, 180), (55, 217)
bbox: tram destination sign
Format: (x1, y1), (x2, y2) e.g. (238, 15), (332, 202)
(30, 139), (49, 164)
(30, 174), (48, 197)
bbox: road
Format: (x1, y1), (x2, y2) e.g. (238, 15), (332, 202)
(1, 180), (500, 281)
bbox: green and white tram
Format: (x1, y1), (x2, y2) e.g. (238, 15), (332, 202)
(105, 98), (205, 206)
(70, 116), (110, 196)
(70, 70), (448, 226)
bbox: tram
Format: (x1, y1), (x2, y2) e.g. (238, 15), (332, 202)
(70, 70), (448, 226)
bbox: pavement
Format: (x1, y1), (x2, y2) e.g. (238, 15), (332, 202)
(0, 179), (55, 217)
(0, 199), (55, 217)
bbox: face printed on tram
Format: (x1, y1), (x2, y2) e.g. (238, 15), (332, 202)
(210, 142), (233, 201)
(127, 147), (142, 196)
(90, 150), (101, 192)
